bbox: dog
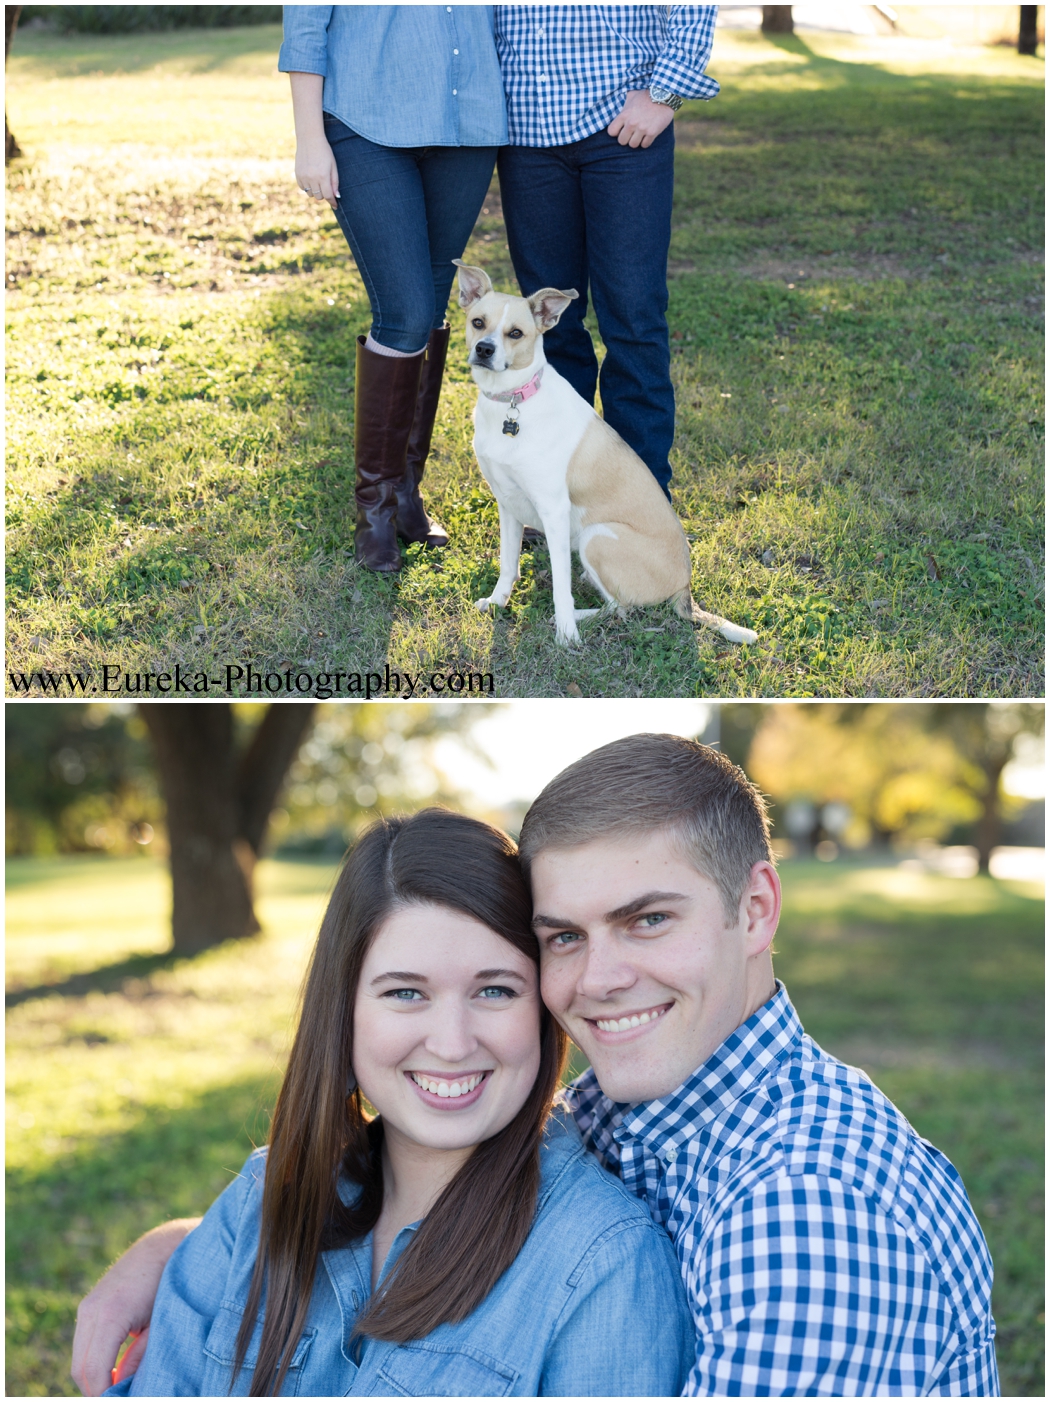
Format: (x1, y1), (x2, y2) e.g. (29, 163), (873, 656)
(454, 261), (758, 648)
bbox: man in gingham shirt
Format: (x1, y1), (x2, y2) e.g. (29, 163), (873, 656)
(520, 733), (999, 1397)
(493, 7), (719, 500)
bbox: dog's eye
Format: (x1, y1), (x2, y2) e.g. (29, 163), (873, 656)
(508, 328), (523, 339)
(471, 318), (485, 329)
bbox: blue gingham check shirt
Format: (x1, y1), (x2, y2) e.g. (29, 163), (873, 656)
(565, 984), (999, 1396)
(494, 6), (719, 146)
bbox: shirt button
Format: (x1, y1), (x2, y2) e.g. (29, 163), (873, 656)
(452, 89), (457, 95)
(539, 74), (546, 82)
(665, 1147), (678, 1163)
(453, 48), (459, 54)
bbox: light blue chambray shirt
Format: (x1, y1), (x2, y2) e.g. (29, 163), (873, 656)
(278, 6), (508, 149)
(106, 1110), (692, 1397)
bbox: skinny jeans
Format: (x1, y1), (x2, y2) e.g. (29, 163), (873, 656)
(325, 114), (498, 353)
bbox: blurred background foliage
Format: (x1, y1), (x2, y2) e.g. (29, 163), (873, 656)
(7, 700), (1042, 865)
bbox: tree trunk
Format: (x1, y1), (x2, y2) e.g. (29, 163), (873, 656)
(141, 703), (315, 955)
(973, 755), (1008, 874)
(761, 7), (794, 35)
(1019, 6), (1039, 55)
(6, 6), (21, 164)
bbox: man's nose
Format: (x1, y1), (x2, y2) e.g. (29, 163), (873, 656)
(576, 933), (637, 1002)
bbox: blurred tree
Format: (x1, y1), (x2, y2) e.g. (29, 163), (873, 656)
(6, 5), (22, 163)
(925, 704), (1044, 871)
(140, 704), (316, 955)
(1018, 6), (1039, 55)
(761, 7), (794, 35)
(746, 704), (1044, 861)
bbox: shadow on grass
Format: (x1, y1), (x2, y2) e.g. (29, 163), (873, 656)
(5, 950), (187, 1009)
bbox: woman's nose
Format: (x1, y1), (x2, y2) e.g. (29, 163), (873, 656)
(422, 1005), (480, 1063)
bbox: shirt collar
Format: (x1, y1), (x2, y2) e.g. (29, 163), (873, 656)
(612, 982), (803, 1161)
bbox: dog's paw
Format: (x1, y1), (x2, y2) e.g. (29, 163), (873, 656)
(476, 594), (510, 614)
(555, 624), (582, 648)
(719, 622), (758, 645)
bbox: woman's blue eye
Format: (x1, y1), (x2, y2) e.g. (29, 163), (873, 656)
(477, 985), (516, 1000)
(387, 988), (424, 1002)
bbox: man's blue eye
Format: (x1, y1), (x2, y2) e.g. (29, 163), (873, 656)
(552, 931), (582, 947)
(638, 913), (667, 928)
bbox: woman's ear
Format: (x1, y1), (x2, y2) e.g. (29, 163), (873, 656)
(528, 286), (579, 331)
(453, 259), (493, 307)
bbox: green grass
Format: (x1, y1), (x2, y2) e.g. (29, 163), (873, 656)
(5, 25), (1044, 696)
(5, 854), (1043, 1395)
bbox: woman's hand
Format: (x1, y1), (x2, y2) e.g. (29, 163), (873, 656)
(289, 71), (339, 209)
(295, 134), (341, 209)
(70, 1218), (199, 1395)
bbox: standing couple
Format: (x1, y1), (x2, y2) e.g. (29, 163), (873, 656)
(284, 5), (720, 572)
(74, 735), (998, 1396)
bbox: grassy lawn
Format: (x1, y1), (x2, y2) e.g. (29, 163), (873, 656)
(5, 25), (1043, 697)
(6, 854), (1043, 1395)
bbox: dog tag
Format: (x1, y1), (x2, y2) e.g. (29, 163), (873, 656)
(502, 418), (520, 436)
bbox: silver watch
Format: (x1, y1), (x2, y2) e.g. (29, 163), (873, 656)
(649, 85), (684, 111)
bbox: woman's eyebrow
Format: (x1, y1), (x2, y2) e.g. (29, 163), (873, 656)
(371, 970), (429, 985)
(474, 968), (526, 982)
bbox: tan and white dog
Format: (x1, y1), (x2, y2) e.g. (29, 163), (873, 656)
(454, 261), (757, 648)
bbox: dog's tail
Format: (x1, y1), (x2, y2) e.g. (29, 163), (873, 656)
(673, 590), (758, 645)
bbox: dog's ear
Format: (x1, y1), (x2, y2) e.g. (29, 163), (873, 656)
(453, 259), (493, 308)
(528, 287), (579, 331)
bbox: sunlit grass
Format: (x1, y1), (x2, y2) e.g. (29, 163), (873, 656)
(5, 25), (1043, 696)
(5, 853), (1043, 1394)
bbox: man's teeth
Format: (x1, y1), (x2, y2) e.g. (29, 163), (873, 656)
(595, 1007), (668, 1033)
(410, 1072), (485, 1099)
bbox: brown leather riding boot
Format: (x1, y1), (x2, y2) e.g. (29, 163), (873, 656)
(353, 335), (425, 572)
(396, 322), (450, 547)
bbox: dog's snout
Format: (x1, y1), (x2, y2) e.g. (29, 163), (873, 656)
(473, 339), (496, 360)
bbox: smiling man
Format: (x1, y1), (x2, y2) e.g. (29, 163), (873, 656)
(519, 733), (999, 1398)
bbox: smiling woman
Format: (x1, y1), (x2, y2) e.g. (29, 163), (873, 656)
(85, 806), (691, 1398)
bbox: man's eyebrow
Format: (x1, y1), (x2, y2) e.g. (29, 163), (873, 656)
(533, 892), (689, 931)
(604, 891), (690, 922)
(370, 970), (429, 985)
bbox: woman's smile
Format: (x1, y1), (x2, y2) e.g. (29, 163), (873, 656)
(405, 1069), (492, 1108)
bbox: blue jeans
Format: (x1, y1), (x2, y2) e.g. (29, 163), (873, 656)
(325, 115), (497, 353)
(497, 126), (676, 496)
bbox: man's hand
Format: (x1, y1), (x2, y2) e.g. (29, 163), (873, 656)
(71, 1219), (199, 1396)
(607, 89), (677, 149)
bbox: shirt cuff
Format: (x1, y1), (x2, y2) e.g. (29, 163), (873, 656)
(277, 42), (328, 78)
(650, 62), (720, 101)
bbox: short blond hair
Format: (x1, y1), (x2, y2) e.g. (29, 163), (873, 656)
(518, 733), (773, 923)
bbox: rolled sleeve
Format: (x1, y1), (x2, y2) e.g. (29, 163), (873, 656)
(650, 5), (720, 101)
(278, 5), (334, 78)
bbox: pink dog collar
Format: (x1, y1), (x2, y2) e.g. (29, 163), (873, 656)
(481, 367), (544, 407)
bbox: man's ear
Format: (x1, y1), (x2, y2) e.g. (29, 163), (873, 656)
(528, 286), (579, 331)
(453, 259), (493, 308)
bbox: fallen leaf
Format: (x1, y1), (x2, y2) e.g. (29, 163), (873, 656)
(926, 554), (941, 581)
(566, 683), (582, 696)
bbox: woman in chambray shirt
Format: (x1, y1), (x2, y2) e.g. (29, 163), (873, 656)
(279, 8), (505, 574)
(103, 811), (691, 1397)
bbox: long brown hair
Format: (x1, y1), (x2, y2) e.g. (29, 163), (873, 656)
(234, 808), (567, 1396)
